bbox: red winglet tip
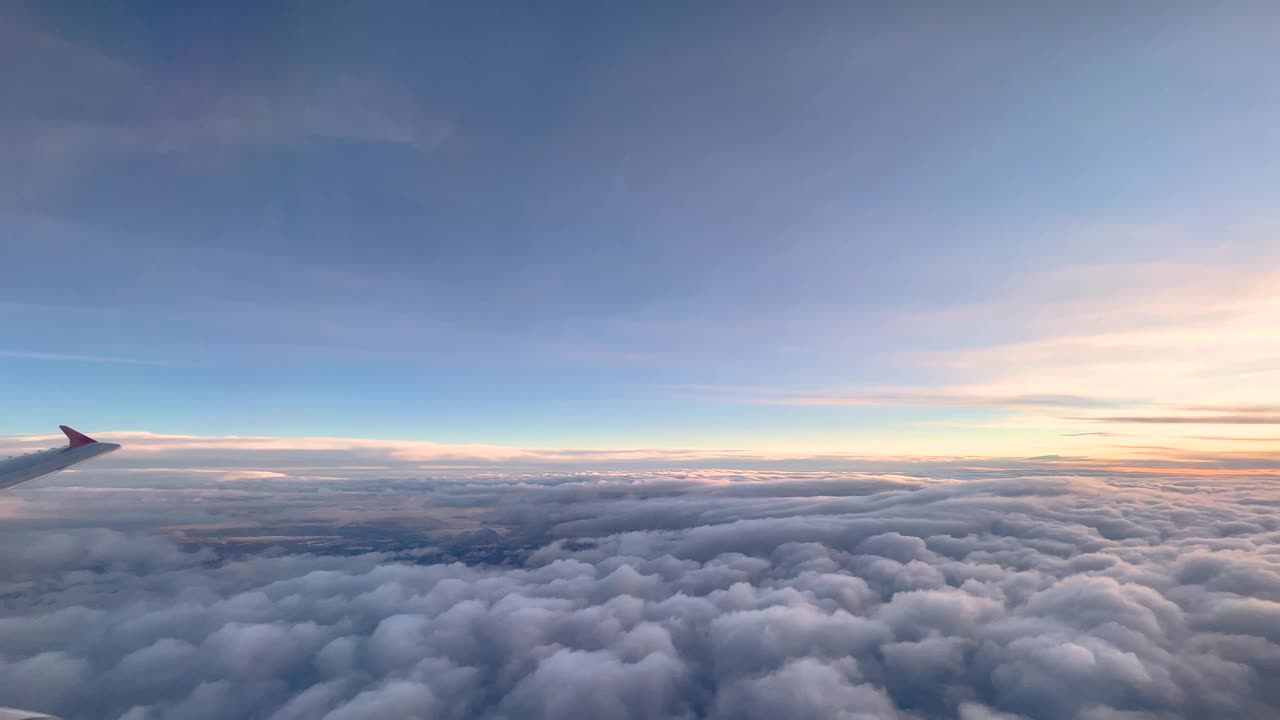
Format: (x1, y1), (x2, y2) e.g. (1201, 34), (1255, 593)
(59, 425), (97, 448)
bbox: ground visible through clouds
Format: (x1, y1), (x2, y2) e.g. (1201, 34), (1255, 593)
(1, 469), (1278, 720)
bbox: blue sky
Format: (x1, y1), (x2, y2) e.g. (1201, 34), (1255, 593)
(2, 1), (1278, 457)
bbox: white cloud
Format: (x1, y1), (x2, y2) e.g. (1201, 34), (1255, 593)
(0, 471), (1277, 719)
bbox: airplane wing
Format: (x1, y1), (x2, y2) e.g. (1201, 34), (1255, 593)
(0, 427), (121, 718)
(0, 425), (121, 494)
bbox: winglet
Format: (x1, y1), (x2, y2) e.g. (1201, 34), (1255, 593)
(59, 425), (97, 448)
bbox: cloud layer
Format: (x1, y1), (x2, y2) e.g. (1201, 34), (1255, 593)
(1, 469), (1278, 720)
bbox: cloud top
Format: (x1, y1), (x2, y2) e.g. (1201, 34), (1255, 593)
(1, 469), (1277, 719)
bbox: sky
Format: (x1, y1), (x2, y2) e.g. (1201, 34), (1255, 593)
(2, 1), (1279, 463)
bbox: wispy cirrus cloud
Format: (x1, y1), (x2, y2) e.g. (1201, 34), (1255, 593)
(0, 350), (170, 365)
(0, 8), (451, 204)
(916, 248), (1280, 411)
(1076, 414), (1280, 425)
(1186, 435), (1280, 443)
(684, 236), (1280, 456)
(1181, 404), (1280, 414)
(684, 387), (1127, 411)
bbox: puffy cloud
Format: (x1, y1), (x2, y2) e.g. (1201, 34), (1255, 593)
(0, 471), (1278, 719)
